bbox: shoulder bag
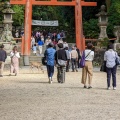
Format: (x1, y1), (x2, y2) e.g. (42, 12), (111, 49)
(79, 50), (92, 68)
(57, 51), (66, 67)
(115, 52), (120, 66)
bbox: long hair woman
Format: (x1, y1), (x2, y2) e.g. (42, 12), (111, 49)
(9, 46), (20, 76)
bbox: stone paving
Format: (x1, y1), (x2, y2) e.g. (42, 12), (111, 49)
(0, 67), (120, 120)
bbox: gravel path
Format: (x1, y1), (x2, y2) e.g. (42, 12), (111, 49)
(0, 67), (120, 120)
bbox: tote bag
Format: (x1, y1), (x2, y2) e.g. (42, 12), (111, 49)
(79, 51), (85, 68)
(115, 52), (120, 66)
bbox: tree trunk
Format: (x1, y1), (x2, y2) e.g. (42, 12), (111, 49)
(105, 0), (111, 12)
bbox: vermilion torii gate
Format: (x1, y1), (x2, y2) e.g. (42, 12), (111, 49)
(10, 0), (97, 65)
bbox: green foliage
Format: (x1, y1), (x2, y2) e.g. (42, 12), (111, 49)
(83, 19), (99, 38)
(107, 0), (120, 38)
(0, 0), (120, 42)
(12, 5), (25, 26)
(100, 37), (109, 47)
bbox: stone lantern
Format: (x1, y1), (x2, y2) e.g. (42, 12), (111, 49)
(96, 5), (108, 40)
(0, 2), (15, 43)
(0, 2), (15, 65)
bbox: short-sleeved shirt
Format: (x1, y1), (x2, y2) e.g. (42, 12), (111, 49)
(85, 49), (94, 61)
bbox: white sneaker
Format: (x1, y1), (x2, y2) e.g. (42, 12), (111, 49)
(49, 77), (52, 84)
(113, 87), (116, 90)
(107, 87), (111, 90)
(50, 80), (52, 84)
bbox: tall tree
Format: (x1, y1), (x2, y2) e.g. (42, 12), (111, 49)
(12, 5), (25, 26)
(107, 0), (120, 37)
(105, 0), (111, 12)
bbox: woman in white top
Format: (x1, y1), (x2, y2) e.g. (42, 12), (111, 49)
(31, 36), (35, 49)
(81, 43), (94, 89)
(9, 46), (20, 76)
(104, 44), (119, 90)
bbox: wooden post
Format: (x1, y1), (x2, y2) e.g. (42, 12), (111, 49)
(10, 0), (97, 57)
(21, 36), (24, 55)
(75, 0), (83, 51)
(23, 0), (32, 65)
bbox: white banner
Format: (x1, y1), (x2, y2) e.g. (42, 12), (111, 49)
(32, 20), (59, 26)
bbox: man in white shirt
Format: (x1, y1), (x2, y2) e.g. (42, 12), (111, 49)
(70, 46), (78, 72)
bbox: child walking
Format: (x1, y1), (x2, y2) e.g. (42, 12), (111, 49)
(33, 44), (37, 55)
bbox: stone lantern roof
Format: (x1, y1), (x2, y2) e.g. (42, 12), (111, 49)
(96, 5), (108, 26)
(2, 2), (15, 14)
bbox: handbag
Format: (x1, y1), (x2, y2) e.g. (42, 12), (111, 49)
(115, 52), (120, 66)
(79, 50), (92, 68)
(115, 57), (120, 65)
(100, 61), (106, 72)
(57, 59), (66, 67)
(42, 57), (47, 65)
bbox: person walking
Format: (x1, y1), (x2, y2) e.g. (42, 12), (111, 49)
(74, 45), (81, 68)
(37, 38), (44, 55)
(32, 44), (37, 55)
(31, 36), (35, 49)
(0, 44), (7, 77)
(15, 30), (19, 43)
(65, 47), (70, 72)
(44, 43), (56, 84)
(9, 46), (20, 76)
(45, 36), (52, 49)
(70, 46), (78, 72)
(104, 44), (119, 90)
(55, 43), (67, 83)
(81, 43), (94, 89)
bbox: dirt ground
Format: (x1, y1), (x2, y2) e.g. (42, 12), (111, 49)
(0, 67), (120, 120)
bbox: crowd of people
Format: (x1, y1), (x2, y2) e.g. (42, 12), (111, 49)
(30, 30), (66, 56)
(43, 42), (119, 90)
(0, 37), (119, 90)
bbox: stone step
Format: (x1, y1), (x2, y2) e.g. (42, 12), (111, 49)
(29, 56), (42, 63)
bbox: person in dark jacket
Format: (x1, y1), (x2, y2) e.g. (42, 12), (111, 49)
(0, 44), (7, 77)
(55, 43), (67, 83)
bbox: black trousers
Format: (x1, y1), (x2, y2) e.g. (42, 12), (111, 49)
(106, 65), (117, 87)
(66, 59), (70, 72)
(71, 58), (77, 71)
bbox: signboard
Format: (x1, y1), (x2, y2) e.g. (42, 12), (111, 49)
(32, 20), (59, 26)
(10, 0), (26, 4)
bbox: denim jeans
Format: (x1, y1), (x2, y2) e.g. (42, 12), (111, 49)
(47, 65), (54, 78)
(106, 65), (117, 87)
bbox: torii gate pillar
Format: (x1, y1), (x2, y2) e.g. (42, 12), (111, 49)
(75, 0), (83, 51)
(10, 0), (97, 65)
(23, 0), (32, 65)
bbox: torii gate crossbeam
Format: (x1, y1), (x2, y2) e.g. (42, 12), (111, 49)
(10, 0), (97, 65)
